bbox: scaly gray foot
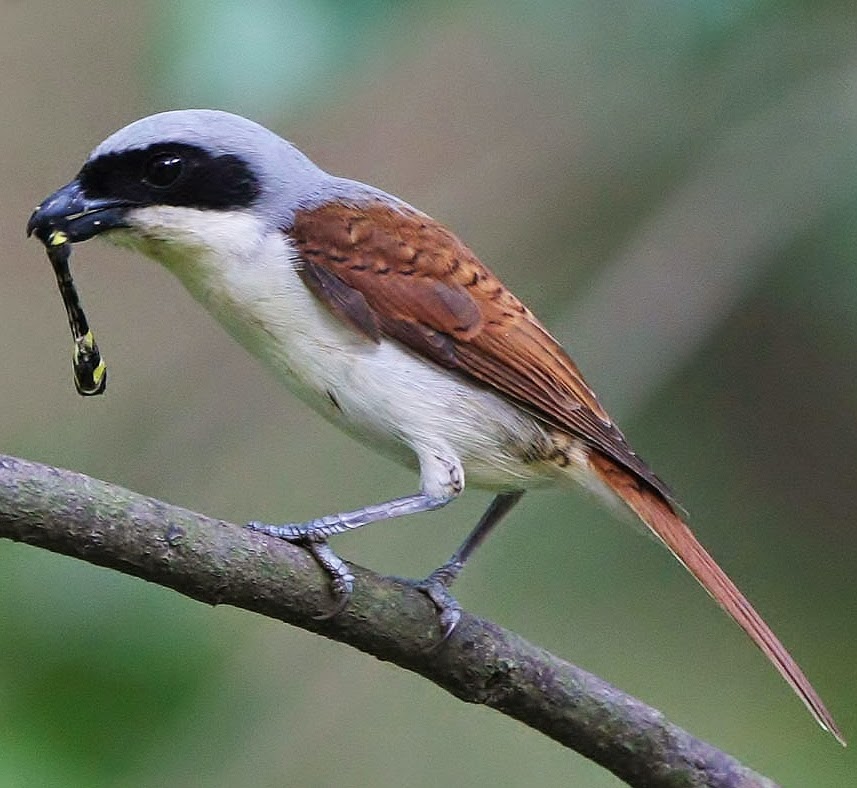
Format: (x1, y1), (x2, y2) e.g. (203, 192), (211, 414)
(246, 522), (354, 618)
(412, 560), (466, 641)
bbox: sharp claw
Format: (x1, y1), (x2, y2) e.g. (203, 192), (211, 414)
(246, 522), (353, 620)
(437, 605), (462, 642)
(313, 588), (352, 620)
(245, 520), (306, 541)
(413, 576), (463, 645)
(312, 564), (354, 619)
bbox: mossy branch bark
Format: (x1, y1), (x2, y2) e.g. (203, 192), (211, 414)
(0, 454), (777, 788)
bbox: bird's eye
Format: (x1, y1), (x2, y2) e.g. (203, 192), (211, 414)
(143, 153), (184, 188)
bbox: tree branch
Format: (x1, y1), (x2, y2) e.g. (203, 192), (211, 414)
(0, 453), (777, 788)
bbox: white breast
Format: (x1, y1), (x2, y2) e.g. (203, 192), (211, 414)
(112, 206), (564, 491)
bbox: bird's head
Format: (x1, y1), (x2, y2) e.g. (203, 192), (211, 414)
(27, 109), (333, 266)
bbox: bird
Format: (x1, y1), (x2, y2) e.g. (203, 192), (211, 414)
(27, 109), (843, 743)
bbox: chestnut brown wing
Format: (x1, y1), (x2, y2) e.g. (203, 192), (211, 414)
(290, 199), (670, 498)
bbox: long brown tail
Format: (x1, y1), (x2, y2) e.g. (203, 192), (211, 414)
(589, 451), (845, 745)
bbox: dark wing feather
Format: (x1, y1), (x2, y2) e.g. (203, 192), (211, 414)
(290, 199), (671, 499)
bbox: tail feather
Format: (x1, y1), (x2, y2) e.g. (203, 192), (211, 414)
(589, 451), (844, 745)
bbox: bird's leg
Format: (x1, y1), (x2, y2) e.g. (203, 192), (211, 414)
(423, 490), (525, 587)
(247, 452), (464, 617)
(415, 490), (525, 639)
(247, 491), (454, 617)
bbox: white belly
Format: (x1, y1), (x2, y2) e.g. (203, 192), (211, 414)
(114, 207), (562, 490)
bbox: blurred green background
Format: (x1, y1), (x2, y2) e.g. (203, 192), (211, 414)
(2, 1), (855, 785)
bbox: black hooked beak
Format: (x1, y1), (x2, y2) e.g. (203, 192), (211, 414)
(26, 179), (130, 245)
